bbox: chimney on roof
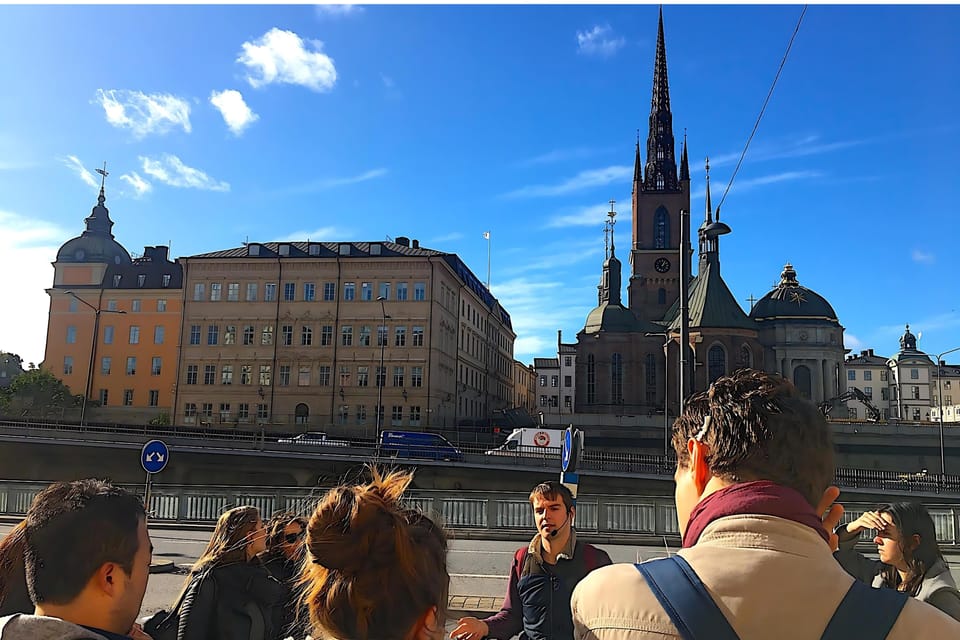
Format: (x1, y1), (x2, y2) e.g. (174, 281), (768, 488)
(860, 350), (867, 357)
(868, 349), (874, 357)
(412, 239), (420, 249)
(396, 236), (410, 247)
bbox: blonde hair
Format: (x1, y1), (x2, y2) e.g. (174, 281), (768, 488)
(300, 468), (449, 640)
(175, 505), (261, 601)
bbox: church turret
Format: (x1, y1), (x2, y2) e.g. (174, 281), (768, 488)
(599, 200), (622, 306)
(697, 158), (731, 273)
(643, 6), (679, 192)
(679, 131), (690, 183)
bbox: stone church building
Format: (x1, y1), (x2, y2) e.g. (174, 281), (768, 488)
(576, 10), (846, 415)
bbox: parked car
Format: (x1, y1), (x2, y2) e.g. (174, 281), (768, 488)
(277, 432), (349, 447)
(379, 430), (463, 461)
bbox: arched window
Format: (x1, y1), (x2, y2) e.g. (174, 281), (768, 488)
(295, 403), (310, 425)
(654, 207), (670, 248)
(657, 288), (667, 305)
(645, 353), (656, 405)
(586, 354), (596, 404)
(611, 353), (623, 405)
(794, 366), (812, 400)
(708, 345), (726, 384)
(738, 344), (753, 370)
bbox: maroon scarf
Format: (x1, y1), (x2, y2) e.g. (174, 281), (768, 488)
(682, 480), (829, 548)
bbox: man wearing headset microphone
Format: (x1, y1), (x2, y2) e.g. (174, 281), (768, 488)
(451, 428), (611, 640)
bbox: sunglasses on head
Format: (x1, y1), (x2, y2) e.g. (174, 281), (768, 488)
(284, 530), (305, 544)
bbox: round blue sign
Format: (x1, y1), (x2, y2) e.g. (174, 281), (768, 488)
(141, 440), (169, 474)
(562, 428), (573, 472)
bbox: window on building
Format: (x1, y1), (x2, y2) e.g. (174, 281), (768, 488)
(224, 325), (237, 345)
(539, 375), (547, 387)
(265, 283), (277, 301)
(318, 365), (331, 387)
(132, 299), (141, 312)
(880, 370), (888, 381)
(107, 300), (118, 311)
(126, 357), (136, 375)
(611, 353), (623, 404)
(68, 298), (78, 312)
(708, 345), (726, 384)
(298, 366), (311, 386)
(123, 389), (134, 406)
(794, 365), (812, 400)
(341, 326), (353, 346)
(863, 386), (872, 398)
(356, 405), (367, 424)
(376, 366), (386, 388)
(848, 370), (856, 381)
(157, 299), (167, 312)
(184, 402), (197, 423)
(321, 325), (333, 346)
(63, 356), (73, 375)
(540, 395), (547, 407)
(301, 326), (313, 346)
(243, 325), (255, 345)
(912, 386), (920, 400)
(564, 375), (572, 388)
(149, 390), (159, 407)
(222, 365), (233, 385)
(279, 365), (290, 386)
(357, 366), (369, 387)
(260, 365), (271, 386)
(246, 283), (257, 301)
(377, 325), (388, 347)
(227, 283), (240, 301)
(391, 405), (403, 426)
(361, 282), (373, 301)
(881, 387), (889, 400)
(281, 325), (293, 346)
(657, 288), (666, 305)
(323, 282), (336, 301)
(412, 326), (424, 347)
(203, 365), (216, 385)
(162, 274), (171, 288)
(394, 366), (405, 387)
(238, 403), (249, 420)
(864, 370), (873, 381)
(257, 404), (269, 420)
(66, 325), (77, 344)
(103, 326), (114, 344)
(359, 325), (371, 346)
(397, 282), (408, 301)
(151, 357), (162, 376)
(564, 356), (572, 367)
(283, 283), (295, 301)
(551, 375), (559, 388)
(339, 365), (350, 386)
(154, 326), (164, 344)
(913, 408), (922, 420)
(186, 365), (198, 385)
(337, 404), (349, 425)
(304, 283), (315, 301)
(239, 365), (251, 385)
(411, 366), (423, 388)
(207, 325), (219, 345)
(409, 406), (421, 426)
(395, 326), (406, 346)
(100, 389), (109, 406)
(193, 283), (205, 301)
(414, 282), (426, 301)
(653, 207), (670, 249)
(344, 282), (356, 300)
(911, 369), (919, 380)
(379, 282), (391, 300)
(210, 283), (222, 301)
(101, 357), (111, 375)
(261, 325), (273, 345)
(849, 408), (858, 419)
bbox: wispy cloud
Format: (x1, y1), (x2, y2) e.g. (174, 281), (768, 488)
(545, 195), (630, 229)
(912, 250), (935, 265)
(119, 172), (151, 198)
(0, 210), (68, 367)
(94, 89), (191, 138)
(238, 28), (337, 92)
(503, 165), (631, 198)
(272, 226), (350, 242)
(691, 170), (821, 200)
(140, 154), (230, 192)
(576, 25), (626, 57)
(209, 89), (259, 135)
(315, 4), (364, 17)
(430, 232), (464, 244)
(61, 156), (99, 190)
(708, 134), (870, 169)
(273, 168), (387, 196)
(380, 74), (395, 89)
(845, 333), (864, 351)
(517, 146), (614, 168)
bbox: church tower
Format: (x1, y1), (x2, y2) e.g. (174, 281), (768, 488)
(628, 7), (691, 321)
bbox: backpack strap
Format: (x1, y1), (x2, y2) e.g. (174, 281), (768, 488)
(635, 556), (739, 640)
(820, 580), (907, 640)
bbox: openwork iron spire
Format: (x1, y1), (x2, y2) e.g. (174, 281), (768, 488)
(643, 6), (679, 192)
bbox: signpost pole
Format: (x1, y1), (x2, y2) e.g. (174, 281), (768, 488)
(144, 471), (153, 518)
(140, 439), (169, 520)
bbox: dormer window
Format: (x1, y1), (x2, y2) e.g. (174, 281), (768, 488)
(137, 274), (146, 287)
(113, 275), (122, 287)
(248, 243), (260, 256)
(370, 243), (382, 256)
(162, 274), (171, 288)
(308, 244), (321, 256)
(279, 244), (290, 256)
(339, 243), (351, 256)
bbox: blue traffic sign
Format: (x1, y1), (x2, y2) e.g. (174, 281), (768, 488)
(562, 428), (573, 472)
(141, 440), (169, 474)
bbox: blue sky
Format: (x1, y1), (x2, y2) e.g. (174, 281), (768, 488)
(1, 4), (959, 368)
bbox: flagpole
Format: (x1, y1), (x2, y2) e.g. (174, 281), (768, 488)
(484, 231), (491, 290)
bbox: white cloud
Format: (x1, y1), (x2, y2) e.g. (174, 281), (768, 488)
(140, 154), (230, 192)
(119, 172), (152, 198)
(209, 89), (260, 135)
(517, 146), (611, 168)
(576, 25), (626, 57)
(61, 156), (99, 190)
(844, 333), (864, 351)
(380, 74), (395, 89)
(503, 165), (632, 198)
(238, 28), (337, 92)
(315, 4), (364, 17)
(912, 249), (935, 265)
(273, 168), (387, 196)
(430, 232), (464, 244)
(94, 89), (191, 138)
(690, 170), (821, 200)
(546, 196), (631, 228)
(272, 226), (350, 242)
(0, 210), (68, 368)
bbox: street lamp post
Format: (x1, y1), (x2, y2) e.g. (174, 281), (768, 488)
(65, 291), (125, 426)
(935, 346), (960, 476)
(645, 331), (672, 460)
(376, 296), (391, 443)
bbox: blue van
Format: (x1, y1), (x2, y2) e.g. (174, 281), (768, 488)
(379, 430), (463, 461)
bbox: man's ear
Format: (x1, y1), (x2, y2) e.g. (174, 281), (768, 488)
(95, 563), (119, 597)
(687, 438), (712, 495)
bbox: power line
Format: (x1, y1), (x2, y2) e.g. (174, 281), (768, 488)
(717, 5), (808, 212)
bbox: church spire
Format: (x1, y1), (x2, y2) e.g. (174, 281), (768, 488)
(633, 130), (642, 185)
(704, 156), (713, 225)
(643, 6), (679, 192)
(680, 130), (690, 182)
(83, 161), (116, 238)
(598, 200), (622, 306)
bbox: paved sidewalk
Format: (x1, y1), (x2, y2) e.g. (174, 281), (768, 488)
(448, 594), (500, 618)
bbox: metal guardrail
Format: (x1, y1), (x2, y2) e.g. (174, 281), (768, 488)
(2, 417), (960, 495)
(1, 480), (958, 545)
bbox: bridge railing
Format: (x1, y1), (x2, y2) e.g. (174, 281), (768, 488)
(1, 480), (958, 546)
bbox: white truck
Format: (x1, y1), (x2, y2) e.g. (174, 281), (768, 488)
(485, 428), (565, 457)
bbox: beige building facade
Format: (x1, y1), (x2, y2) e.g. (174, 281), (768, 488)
(174, 238), (514, 435)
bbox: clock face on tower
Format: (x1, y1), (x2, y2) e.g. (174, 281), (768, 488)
(654, 258), (671, 273)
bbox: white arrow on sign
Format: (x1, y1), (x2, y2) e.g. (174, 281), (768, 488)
(146, 452), (165, 463)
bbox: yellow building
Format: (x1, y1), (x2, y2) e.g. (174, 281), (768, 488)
(44, 185), (182, 422)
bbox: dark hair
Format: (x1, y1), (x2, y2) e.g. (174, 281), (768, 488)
(529, 481), (574, 512)
(671, 368), (834, 507)
(24, 479), (145, 605)
(265, 511), (307, 550)
(0, 521), (31, 615)
(877, 502), (944, 596)
(301, 467), (449, 640)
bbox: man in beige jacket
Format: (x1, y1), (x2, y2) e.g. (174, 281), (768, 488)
(571, 369), (960, 639)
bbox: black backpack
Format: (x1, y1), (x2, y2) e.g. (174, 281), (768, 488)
(142, 570), (216, 640)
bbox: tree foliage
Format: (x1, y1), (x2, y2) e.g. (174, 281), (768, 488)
(0, 368), (82, 416)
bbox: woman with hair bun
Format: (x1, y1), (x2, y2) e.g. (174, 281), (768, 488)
(300, 467), (449, 640)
